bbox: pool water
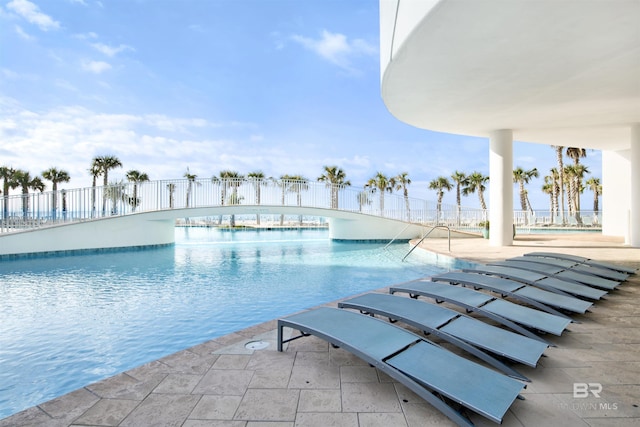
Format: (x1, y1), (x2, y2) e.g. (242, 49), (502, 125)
(0, 228), (447, 419)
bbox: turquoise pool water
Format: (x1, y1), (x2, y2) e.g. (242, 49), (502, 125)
(0, 228), (448, 419)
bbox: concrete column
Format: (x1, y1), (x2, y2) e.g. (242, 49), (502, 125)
(489, 130), (513, 246)
(630, 124), (640, 247)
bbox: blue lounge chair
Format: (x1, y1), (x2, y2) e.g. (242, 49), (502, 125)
(432, 271), (591, 315)
(488, 260), (620, 290)
(389, 280), (557, 343)
(338, 293), (548, 381)
(506, 256), (628, 282)
(278, 307), (525, 426)
(523, 252), (637, 275)
(462, 265), (608, 300)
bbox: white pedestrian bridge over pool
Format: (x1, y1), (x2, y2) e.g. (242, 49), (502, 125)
(0, 178), (482, 257)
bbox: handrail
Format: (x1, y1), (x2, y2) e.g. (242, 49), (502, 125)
(402, 225), (450, 261)
(383, 223), (414, 249)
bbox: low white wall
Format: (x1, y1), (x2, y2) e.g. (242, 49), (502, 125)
(0, 215), (175, 257)
(328, 217), (423, 241)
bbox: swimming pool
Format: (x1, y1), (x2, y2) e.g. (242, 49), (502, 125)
(0, 228), (449, 419)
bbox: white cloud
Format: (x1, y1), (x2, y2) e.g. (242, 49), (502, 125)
(81, 60), (112, 74)
(7, 0), (60, 31)
(91, 43), (134, 57)
(143, 115), (208, 133)
(73, 32), (98, 40)
(2, 68), (20, 79)
(291, 30), (376, 73)
(0, 102), (242, 189)
(14, 24), (34, 40)
(55, 79), (79, 92)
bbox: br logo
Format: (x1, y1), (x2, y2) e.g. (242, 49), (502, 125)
(573, 383), (602, 398)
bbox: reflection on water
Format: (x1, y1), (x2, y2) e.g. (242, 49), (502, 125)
(0, 228), (444, 419)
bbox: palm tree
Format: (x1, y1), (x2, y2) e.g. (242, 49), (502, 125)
(428, 176), (452, 224)
(451, 170), (466, 225)
(564, 165), (578, 219)
(218, 170), (244, 226)
(542, 175), (555, 217)
(586, 177), (602, 224)
(566, 147), (587, 166)
(290, 175), (308, 225)
(565, 164), (589, 224)
(184, 168), (198, 208)
(105, 180), (126, 215)
(14, 170), (45, 218)
(88, 162), (101, 217)
(552, 146), (565, 224)
(167, 183), (176, 209)
(513, 167), (539, 224)
(357, 190), (372, 212)
(317, 166), (350, 209)
(365, 172), (395, 214)
(92, 155), (123, 216)
(566, 147), (587, 221)
(125, 170), (150, 211)
(247, 171), (266, 225)
(183, 168), (199, 224)
(545, 168), (561, 221)
(219, 170), (243, 203)
(462, 171), (489, 211)
(42, 167), (71, 220)
(394, 172), (412, 221)
(0, 166), (18, 220)
(278, 174), (296, 226)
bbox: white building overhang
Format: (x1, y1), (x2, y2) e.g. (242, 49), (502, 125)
(380, 0), (640, 150)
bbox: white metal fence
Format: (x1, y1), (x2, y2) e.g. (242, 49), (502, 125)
(0, 178), (599, 233)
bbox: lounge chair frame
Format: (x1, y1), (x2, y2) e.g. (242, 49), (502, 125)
(278, 307), (525, 426)
(431, 271), (579, 319)
(523, 252), (637, 275)
(488, 260), (620, 290)
(390, 280), (552, 345)
(338, 293), (548, 381)
(462, 265), (607, 300)
(506, 256), (628, 281)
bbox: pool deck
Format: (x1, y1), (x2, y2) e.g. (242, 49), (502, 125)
(2, 234), (639, 426)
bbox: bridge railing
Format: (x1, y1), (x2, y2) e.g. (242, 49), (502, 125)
(0, 177), (487, 233)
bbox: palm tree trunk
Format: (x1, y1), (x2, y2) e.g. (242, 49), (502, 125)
(404, 192), (411, 222)
(478, 190), (487, 211)
(555, 147), (565, 224)
(22, 189), (28, 219)
(255, 185), (261, 225)
(91, 177), (97, 218)
(51, 182), (58, 221)
(280, 186), (285, 226)
(102, 175), (108, 217)
(132, 184), (138, 212)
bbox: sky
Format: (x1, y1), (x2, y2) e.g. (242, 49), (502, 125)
(0, 0), (602, 211)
